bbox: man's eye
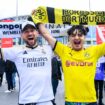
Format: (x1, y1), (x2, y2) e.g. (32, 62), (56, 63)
(24, 31), (28, 34)
(71, 34), (76, 37)
(78, 34), (82, 37)
(78, 34), (83, 37)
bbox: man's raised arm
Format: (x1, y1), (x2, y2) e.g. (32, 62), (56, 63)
(37, 23), (56, 49)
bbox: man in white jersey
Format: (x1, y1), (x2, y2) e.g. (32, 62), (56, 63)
(2, 21), (54, 105)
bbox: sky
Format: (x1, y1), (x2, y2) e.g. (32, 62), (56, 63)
(0, 0), (105, 19)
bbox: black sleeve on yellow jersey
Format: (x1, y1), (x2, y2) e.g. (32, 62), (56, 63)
(53, 40), (57, 51)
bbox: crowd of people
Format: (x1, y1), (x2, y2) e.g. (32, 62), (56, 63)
(0, 14), (105, 105)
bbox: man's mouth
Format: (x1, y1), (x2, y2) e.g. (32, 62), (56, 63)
(26, 37), (36, 46)
(74, 40), (81, 45)
(27, 37), (34, 40)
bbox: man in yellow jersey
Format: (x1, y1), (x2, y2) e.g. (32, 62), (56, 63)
(37, 24), (105, 105)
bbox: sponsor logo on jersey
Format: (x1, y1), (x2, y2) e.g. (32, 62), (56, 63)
(23, 51), (27, 54)
(23, 57), (48, 68)
(84, 52), (90, 58)
(65, 60), (93, 67)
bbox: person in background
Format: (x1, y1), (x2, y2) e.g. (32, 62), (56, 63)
(95, 56), (105, 105)
(5, 60), (15, 93)
(51, 55), (62, 96)
(0, 49), (5, 87)
(12, 61), (17, 90)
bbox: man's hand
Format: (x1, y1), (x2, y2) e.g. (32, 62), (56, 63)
(31, 9), (36, 15)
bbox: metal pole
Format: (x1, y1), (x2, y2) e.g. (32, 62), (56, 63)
(89, 0), (91, 11)
(16, 0), (18, 21)
(88, 0), (93, 45)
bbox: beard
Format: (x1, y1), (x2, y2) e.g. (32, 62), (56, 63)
(24, 39), (37, 47)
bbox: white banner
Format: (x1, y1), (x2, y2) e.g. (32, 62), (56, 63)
(0, 22), (71, 38)
(45, 23), (71, 37)
(0, 22), (22, 38)
(96, 25), (105, 44)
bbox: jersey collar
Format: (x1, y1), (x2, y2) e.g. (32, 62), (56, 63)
(26, 44), (38, 49)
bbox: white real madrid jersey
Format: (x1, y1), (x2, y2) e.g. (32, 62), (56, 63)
(2, 45), (54, 104)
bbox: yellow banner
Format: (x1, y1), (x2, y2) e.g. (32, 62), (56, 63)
(31, 6), (105, 25)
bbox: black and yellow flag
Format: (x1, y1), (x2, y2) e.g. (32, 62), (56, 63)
(31, 6), (105, 25)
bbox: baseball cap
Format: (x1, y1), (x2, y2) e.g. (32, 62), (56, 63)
(21, 21), (36, 32)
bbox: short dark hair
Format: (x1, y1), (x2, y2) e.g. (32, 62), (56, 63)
(22, 25), (37, 33)
(67, 25), (89, 36)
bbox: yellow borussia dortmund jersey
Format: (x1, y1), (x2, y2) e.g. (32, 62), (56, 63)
(54, 42), (105, 102)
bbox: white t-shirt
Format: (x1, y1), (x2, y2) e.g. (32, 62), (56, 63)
(2, 45), (54, 104)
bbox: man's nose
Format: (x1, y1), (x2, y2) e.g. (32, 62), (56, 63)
(28, 31), (33, 35)
(75, 34), (79, 39)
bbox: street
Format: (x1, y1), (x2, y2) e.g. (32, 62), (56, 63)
(0, 77), (64, 105)
(1, 76), (105, 105)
